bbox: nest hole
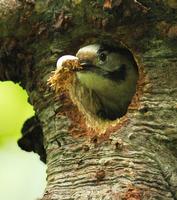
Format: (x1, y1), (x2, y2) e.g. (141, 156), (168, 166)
(71, 41), (139, 123)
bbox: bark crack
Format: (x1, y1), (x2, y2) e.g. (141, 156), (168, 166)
(153, 157), (177, 200)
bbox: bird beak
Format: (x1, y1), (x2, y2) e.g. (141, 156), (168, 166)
(79, 59), (93, 68)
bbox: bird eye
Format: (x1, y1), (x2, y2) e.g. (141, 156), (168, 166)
(99, 52), (107, 62)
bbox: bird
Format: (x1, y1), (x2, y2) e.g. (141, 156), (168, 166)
(52, 43), (138, 121)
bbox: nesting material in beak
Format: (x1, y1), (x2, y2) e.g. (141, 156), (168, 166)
(48, 55), (82, 93)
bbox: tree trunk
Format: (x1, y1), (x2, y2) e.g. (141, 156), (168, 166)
(1, 0), (177, 199)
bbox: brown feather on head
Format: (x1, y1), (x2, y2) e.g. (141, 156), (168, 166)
(47, 55), (82, 93)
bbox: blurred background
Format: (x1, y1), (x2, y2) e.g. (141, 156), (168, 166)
(0, 81), (47, 200)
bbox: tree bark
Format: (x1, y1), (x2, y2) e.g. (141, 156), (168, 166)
(0, 0), (177, 199)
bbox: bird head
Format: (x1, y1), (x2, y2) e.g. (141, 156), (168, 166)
(76, 44), (135, 73)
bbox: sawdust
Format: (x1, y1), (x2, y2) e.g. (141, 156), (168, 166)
(48, 59), (82, 93)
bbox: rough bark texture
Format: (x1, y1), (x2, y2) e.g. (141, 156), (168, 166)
(0, 0), (177, 199)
